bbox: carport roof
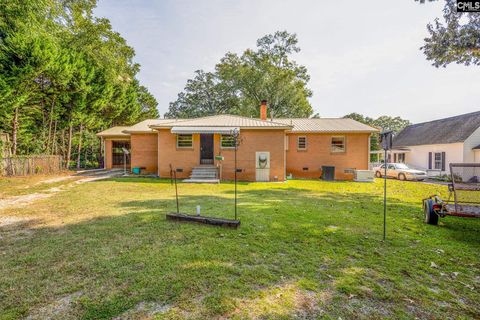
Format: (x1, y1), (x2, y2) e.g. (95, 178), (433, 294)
(96, 126), (130, 137)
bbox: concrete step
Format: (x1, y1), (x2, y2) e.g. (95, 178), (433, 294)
(188, 166), (218, 182)
(183, 178), (220, 183)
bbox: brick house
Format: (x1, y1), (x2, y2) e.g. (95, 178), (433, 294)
(97, 102), (378, 181)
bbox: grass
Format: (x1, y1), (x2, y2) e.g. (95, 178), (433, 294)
(0, 177), (479, 319)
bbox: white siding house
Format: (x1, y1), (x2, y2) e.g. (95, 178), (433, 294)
(391, 111), (480, 176)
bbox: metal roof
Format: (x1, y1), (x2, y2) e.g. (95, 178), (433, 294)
(96, 126), (130, 137)
(123, 119), (178, 133)
(171, 126), (239, 134)
(393, 111), (480, 147)
(273, 118), (378, 133)
(150, 115), (292, 129)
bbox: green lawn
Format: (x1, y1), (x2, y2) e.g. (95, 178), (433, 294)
(0, 177), (479, 319)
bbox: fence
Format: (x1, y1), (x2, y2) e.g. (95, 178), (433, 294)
(0, 155), (63, 176)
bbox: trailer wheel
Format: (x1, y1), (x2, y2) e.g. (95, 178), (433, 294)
(423, 199), (439, 225)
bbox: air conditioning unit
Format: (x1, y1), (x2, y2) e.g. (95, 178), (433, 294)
(255, 152), (270, 182)
(354, 170), (375, 182)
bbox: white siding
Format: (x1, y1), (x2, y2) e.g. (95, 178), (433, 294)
(463, 126), (480, 163)
(403, 143), (464, 173)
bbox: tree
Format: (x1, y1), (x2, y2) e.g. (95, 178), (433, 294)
(343, 113), (411, 157)
(419, 0), (480, 67)
(165, 70), (239, 118)
(0, 0), (159, 167)
(166, 31), (313, 118)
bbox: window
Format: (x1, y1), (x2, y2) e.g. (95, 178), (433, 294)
(331, 136), (345, 153)
(434, 152), (443, 170)
(297, 136), (307, 150)
(397, 153), (405, 163)
(220, 134), (235, 148)
(285, 135), (289, 151)
(176, 134), (193, 148)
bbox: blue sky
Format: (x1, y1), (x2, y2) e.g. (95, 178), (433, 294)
(94, 0), (479, 123)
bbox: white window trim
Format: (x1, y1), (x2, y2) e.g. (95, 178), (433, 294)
(331, 136), (346, 153)
(176, 134), (193, 149)
(434, 152), (443, 170)
(297, 136), (307, 150)
(220, 134), (236, 149)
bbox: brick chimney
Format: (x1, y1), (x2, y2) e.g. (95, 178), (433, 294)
(260, 100), (267, 121)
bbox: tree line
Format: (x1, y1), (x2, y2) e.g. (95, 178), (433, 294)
(0, 0), (158, 167)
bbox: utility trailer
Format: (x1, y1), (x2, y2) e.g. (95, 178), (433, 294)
(423, 163), (480, 225)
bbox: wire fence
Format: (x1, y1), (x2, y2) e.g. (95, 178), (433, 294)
(0, 155), (63, 176)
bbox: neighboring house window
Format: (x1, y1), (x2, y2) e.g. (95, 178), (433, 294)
(331, 136), (346, 153)
(434, 152), (443, 170)
(397, 153), (405, 163)
(177, 134), (193, 148)
(429, 151), (446, 171)
(297, 136), (307, 150)
(220, 134), (235, 148)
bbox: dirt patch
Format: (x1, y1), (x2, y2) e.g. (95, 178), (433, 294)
(33, 175), (75, 186)
(25, 291), (83, 320)
(113, 301), (171, 319)
(230, 282), (324, 319)
(0, 171), (121, 213)
(0, 193), (51, 211)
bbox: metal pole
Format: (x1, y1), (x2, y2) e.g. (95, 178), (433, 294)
(174, 170), (179, 214)
(383, 149), (387, 241)
(234, 142), (237, 220)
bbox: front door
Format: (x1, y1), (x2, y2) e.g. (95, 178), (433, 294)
(200, 134), (214, 165)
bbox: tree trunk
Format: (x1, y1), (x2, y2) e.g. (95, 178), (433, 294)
(52, 120), (57, 154)
(66, 124), (73, 167)
(12, 107), (19, 155)
(46, 98), (55, 153)
(76, 123), (83, 169)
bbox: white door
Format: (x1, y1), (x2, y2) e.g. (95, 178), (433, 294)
(255, 151), (270, 182)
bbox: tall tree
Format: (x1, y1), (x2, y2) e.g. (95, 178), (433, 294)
(419, 0), (480, 66)
(0, 0), (159, 168)
(166, 31), (313, 118)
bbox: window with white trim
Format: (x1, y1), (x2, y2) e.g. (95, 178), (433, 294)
(434, 152), (443, 170)
(331, 136), (346, 153)
(297, 136), (307, 150)
(176, 134), (193, 148)
(220, 134), (235, 148)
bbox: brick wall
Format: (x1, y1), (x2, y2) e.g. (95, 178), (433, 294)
(130, 133), (158, 173)
(286, 133), (370, 180)
(157, 129), (201, 179)
(215, 129), (286, 181)
(157, 129), (286, 181)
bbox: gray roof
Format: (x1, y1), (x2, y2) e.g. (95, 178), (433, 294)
(274, 118), (378, 133)
(393, 111), (480, 147)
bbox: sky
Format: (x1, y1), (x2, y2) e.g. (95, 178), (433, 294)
(94, 0), (480, 123)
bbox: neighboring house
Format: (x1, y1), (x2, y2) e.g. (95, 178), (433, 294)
(97, 101), (377, 181)
(391, 111), (480, 175)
